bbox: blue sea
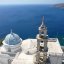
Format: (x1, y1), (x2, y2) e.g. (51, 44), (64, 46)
(0, 5), (64, 45)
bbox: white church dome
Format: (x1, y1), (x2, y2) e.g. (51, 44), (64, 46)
(3, 30), (22, 45)
(21, 39), (37, 54)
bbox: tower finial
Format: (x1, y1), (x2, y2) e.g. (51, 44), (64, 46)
(42, 16), (44, 26)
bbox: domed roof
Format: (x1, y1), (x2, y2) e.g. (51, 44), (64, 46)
(3, 30), (22, 45)
(21, 39), (37, 54)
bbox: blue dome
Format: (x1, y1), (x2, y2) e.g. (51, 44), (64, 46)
(4, 32), (22, 45)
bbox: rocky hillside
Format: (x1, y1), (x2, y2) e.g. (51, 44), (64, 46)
(55, 3), (64, 8)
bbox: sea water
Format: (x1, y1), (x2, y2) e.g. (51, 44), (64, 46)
(0, 5), (64, 45)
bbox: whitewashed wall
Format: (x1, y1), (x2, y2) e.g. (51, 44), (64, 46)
(0, 54), (11, 64)
(50, 55), (62, 64)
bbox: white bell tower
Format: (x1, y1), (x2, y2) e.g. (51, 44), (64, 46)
(36, 16), (48, 64)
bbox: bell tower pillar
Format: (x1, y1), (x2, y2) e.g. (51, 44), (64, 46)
(36, 16), (48, 64)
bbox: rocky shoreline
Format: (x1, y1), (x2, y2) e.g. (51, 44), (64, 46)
(54, 3), (64, 8)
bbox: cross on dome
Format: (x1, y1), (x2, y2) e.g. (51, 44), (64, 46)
(10, 29), (13, 34)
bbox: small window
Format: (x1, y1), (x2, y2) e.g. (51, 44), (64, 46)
(8, 48), (11, 52)
(62, 62), (64, 64)
(41, 41), (43, 43)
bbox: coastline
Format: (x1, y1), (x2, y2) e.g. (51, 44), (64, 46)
(54, 3), (64, 8)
